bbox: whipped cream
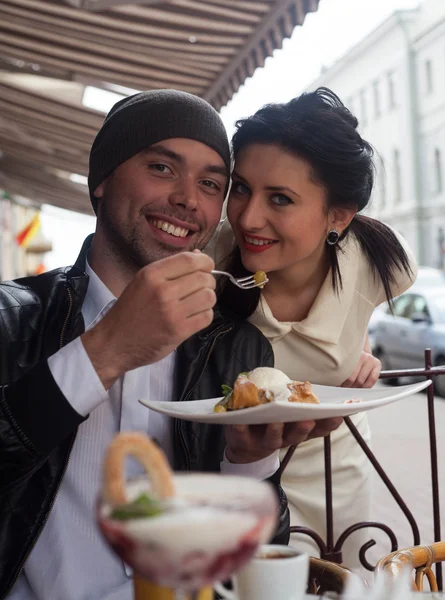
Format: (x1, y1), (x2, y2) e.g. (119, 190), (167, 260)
(124, 507), (257, 553)
(247, 367), (292, 403)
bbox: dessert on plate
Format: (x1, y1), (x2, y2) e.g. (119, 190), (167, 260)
(214, 367), (320, 413)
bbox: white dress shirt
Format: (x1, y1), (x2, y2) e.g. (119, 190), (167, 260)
(9, 259), (278, 600)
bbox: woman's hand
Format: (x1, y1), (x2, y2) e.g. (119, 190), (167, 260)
(341, 351), (381, 388)
(224, 418), (343, 464)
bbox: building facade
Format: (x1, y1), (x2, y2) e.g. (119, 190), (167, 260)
(307, 0), (445, 267)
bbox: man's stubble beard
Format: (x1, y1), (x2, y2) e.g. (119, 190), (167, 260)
(98, 196), (217, 272)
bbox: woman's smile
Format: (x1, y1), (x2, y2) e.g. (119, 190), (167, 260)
(241, 231), (278, 253)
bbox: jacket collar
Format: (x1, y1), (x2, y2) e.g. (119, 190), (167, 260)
(70, 233), (94, 275)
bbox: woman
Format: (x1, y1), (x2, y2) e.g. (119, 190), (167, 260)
(214, 88), (417, 570)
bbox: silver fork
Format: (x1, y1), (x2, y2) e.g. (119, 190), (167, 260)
(211, 270), (269, 290)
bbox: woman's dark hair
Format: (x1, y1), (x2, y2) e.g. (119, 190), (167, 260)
(218, 87), (412, 319)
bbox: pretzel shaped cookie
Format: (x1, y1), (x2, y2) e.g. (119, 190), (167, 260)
(103, 432), (175, 506)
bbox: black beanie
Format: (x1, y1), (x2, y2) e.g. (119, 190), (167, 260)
(88, 89), (231, 213)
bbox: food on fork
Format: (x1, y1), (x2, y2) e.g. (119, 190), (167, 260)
(253, 270), (268, 288)
(214, 367), (320, 412)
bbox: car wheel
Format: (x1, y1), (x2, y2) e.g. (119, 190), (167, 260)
(375, 349), (398, 386)
(434, 355), (445, 398)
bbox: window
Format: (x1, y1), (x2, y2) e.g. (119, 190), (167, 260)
(411, 295), (430, 319)
(388, 72), (396, 109)
(359, 89), (367, 126)
(373, 80), (381, 118)
(425, 59), (433, 94)
(393, 149), (401, 202)
(391, 295), (413, 319)
(379, 157), (386, 207)
(377, 156), (386, 208)
(434, 148), (442, 194)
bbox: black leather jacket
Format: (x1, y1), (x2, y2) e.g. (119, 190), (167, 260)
(0, 237), (289, 598)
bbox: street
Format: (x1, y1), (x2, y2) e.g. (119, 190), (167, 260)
(364, 383), (445, 567)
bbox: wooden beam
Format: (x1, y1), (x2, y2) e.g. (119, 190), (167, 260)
(0, 19), (217, 81)
(0, 108), (97, 144)
(0, 55), (70, 79)
(0, 88), (101, 130)
(0, 165), (89, 198)
(0, 81), (104, 125)
(0, 102), (97, 140)
(2, 0), (244, 45)
(0, 137), (89, 170)
(1, 156), (88, 190)
(1, 31), (209, 88)
(204, 0), (268, 12)
(0, 117), (92, 152)
(0, 125), (87, 159)
(0, 3), (238, 57)
(109, 4), (253, 35)
(167, 0), (262, 24)
(0, 141), (88, 176)
(0, 174), (92, 214)
(62, 0), (166, 9)
(0, 43), (204, 94)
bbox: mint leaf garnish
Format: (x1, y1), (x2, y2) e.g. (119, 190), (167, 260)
(221, 384), (232, 397)
(111, 492), (163, 520)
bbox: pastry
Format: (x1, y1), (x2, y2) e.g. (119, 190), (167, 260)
(215, 367), (319, 412)
(253, 270), (268, 288)
(103, 432), (175, 508)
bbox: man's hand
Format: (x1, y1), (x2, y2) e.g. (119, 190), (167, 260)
(341, 351), (381, 389)
(82, 251), (216, 389)
(225, 418), (343, 464)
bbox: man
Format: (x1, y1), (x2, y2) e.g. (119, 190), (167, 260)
(0, 90), (341, 599)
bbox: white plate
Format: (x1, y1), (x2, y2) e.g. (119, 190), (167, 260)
(139, 380), (432, 424)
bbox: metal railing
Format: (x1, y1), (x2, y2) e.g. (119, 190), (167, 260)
(281, 348), (444, 589)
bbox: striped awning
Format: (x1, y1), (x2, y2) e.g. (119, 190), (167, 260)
(0, 0), (320, 214)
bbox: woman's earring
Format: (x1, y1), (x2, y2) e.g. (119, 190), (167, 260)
(326, 229), (340, 246)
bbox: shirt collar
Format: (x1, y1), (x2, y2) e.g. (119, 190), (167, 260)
(82, 256), (117, 330)
(249, 234), (360, 346)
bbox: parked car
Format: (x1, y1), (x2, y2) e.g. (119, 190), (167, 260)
(368, 267), (445, 352)
(372, 286), (445, 397)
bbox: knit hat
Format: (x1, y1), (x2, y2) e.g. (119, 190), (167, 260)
(88, 89), (230, 213)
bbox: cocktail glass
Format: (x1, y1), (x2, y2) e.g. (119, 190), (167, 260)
(98, 473), (278, 600)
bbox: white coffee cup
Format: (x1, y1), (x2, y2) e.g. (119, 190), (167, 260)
(214, 544), (308, 600)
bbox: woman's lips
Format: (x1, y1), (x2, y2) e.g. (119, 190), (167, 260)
(241, 233), (277, 254)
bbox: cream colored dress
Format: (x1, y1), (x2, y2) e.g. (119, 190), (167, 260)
(207, 219), (417, 571)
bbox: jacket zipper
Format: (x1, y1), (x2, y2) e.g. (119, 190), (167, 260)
(59, 285), (73, 348)
(4, 286), (77, 598)
(175, 325), (233, 471)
